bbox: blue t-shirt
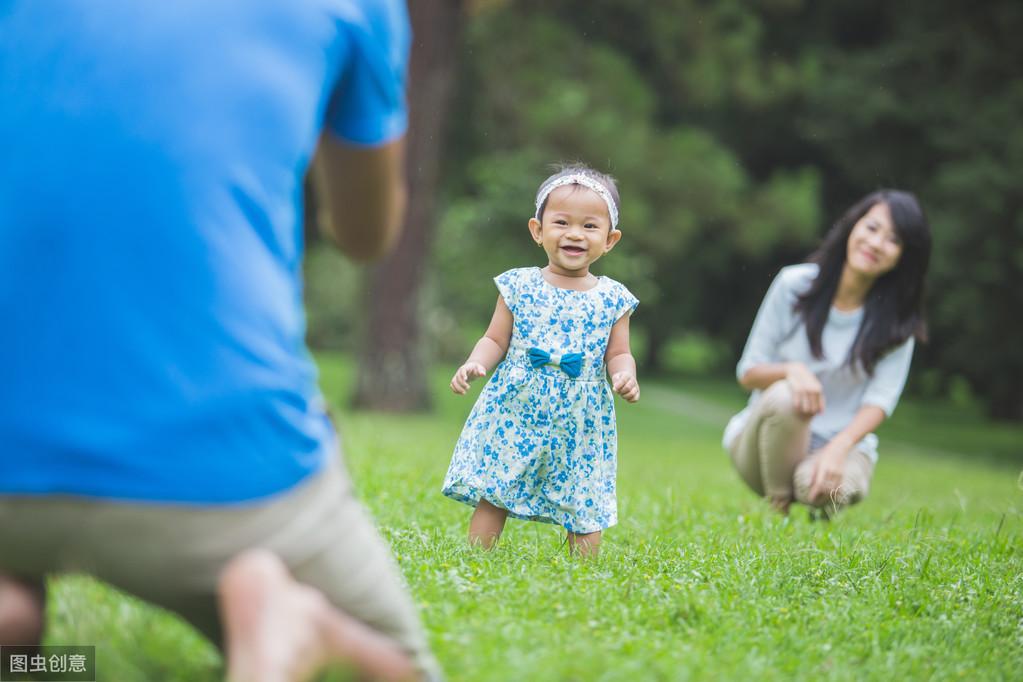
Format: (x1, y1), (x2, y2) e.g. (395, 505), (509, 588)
(0, 0), (410, 503)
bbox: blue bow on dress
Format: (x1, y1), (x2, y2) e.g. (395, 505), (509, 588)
(527, 347), (584, 378)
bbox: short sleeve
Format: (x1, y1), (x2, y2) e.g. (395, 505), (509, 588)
(735, 268), (803, 380)
(493, 269), (521, 312)
(615, 283), (639, 322)
(325, 0), (411, 146)
(861, 337), (915, 416)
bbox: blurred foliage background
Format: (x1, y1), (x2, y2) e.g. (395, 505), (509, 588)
(305, 0), (1023, 421)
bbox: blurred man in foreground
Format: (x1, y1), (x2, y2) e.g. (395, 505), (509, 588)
(0, 1), (438, 679)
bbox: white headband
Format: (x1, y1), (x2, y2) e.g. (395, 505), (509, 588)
(534, 174), (619, 230)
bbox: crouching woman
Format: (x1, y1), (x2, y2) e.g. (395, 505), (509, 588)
(724, 190), (931, 515)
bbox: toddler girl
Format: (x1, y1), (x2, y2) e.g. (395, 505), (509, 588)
(441, 164), (639, 557)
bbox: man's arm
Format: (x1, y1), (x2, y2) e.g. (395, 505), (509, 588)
(310, 133), (407, 262)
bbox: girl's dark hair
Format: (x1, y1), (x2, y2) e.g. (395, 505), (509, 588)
(535, 163), (620, 223)
(794, 189), (931, 375)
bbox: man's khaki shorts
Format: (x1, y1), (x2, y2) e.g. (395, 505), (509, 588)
(0, 453), (438, 679)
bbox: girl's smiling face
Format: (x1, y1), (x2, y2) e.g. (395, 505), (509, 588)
(528, 185), (621, 277)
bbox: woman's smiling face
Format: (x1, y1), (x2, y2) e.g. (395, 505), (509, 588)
(529, 185), (620, 277)
(845, 201), (903, 279)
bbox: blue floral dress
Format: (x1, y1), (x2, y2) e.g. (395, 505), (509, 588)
(442, 267), (639, 533)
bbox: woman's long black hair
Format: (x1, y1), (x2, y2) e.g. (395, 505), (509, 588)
(794, 190), (932, 375)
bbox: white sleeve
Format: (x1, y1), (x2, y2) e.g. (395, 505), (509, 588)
(736, 271), (797, 380)
(861, 337), (915, 416)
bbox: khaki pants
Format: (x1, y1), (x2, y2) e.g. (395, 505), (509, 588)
(0, 454), (439, 680)
(728, 381), (875, 511)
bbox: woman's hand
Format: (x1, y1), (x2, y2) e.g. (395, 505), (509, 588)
(611, 371), (640, 403)
(450, 362), (487, 395)
(807, 440), (850, 504)
(785, 362), (825, 416)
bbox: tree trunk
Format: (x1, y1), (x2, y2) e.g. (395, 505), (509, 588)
(351, 0), (464, 412)
(644, 324), (668, 374)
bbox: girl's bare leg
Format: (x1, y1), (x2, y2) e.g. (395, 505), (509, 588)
(568, 531), (601, 558)
(467, 499), (508, 549)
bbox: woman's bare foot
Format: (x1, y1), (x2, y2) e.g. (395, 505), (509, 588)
(769, 496), (792, 515)
(218, 549), (417, 682)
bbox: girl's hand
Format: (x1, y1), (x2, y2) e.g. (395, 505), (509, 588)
(784, 362), (825, 416)
(450, 362), (487, 395)
(611, 371), (640, 403)
(807, 440), (849, 504)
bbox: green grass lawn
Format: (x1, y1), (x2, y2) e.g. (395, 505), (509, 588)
(45, 354), (1023, 681)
